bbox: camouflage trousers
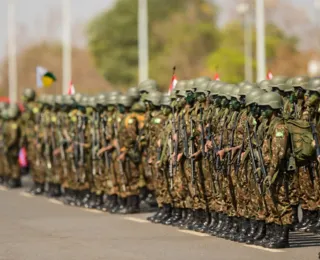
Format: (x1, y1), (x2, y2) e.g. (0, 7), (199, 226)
(298, 165), (318, 211)
(202, 158), (217, 212)
(115, 157), (140, 198)
(141, 155), (155, 191)
(265, 173), (293, 225)
(153, 164), (168, 207)
(0, 153), (5, 177)
(6, 151), (20, 179)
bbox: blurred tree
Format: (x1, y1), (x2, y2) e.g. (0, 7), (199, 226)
(87, 0), (220, 89)
(207, 22), (298, 83)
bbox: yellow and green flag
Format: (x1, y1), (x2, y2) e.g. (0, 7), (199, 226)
(36, 66), (56, 88)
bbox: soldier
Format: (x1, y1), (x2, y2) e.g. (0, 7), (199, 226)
(256, 92), (291, 248)
(4, 104), (22, 188)
(0, 106), (9, 185)
(113, 94), (141, 214)
(97, 91), (121, 212)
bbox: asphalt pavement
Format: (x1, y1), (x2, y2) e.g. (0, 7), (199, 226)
(0, 178), (320, 260)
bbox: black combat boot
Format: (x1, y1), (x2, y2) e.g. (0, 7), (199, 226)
(172, 208), (187, 227)
(158, 204), (172, 224)
(304, 211), (318, 232)
(52, 184), (62, 197)
(211, 213), (227, 236)
(255, 223), (274, 246)
(187, 209), (202, 230)
(114, 197), (128, 214)
(295, 209), (309, 231)
(245, 219), (260, 244)
(227, 217), (241, 241)
(219, 216), (234, 239)
(67, 189), (78, 206)
(235, 218), (250, 243)
(85, 193), (96, 208)
(30, 182), (45, 195)
(95, 194), (104, 210)
(167, 208), (183, 225)
(7, 177), (21, 189)
(147, 207), (163, 222)
(205, 212), (219, 234)
(266, 225), (290, 248)
(78, 190), (91, 207)
(178, 208), (193, 228)
(0, 176), (3, 184)
(47, 183), (55, 197)
(309, 211), (320, 234)
(290, 205), (299, 231)
(252, 221), (266, 243)
(196, 211), (211, 233)
(162, 207), (176, 225)
(193, 209), (207, 232)
(126, 195), (140, 214)
(105, 195), (118, 212)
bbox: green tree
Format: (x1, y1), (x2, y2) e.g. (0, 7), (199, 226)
(87, 0), (220, 89)
(207, 22), (298, 83)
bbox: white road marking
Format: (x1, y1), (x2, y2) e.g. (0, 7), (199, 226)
(0, 186), (8, 191)
(48, 198), (64, 205)
(124, 217), (150, 223)
(82, 208), (103, 214)
(244, 244), (285, 253)
(178, 230), (210, 237)
(19, 192), (34, 198)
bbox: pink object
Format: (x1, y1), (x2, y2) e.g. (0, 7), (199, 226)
(67, 81), (75, 95)
(168, 74), (178, 94)
(267, 71), (273, 80)
(19, 147), (28, 167)
(214, 73), (220, 81)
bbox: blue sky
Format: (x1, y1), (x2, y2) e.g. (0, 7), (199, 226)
(0, 0), (316, 60)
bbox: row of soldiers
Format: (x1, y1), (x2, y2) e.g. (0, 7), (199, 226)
(1, 75), (320, 249)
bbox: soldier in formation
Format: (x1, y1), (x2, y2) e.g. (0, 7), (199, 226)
(2, 75), (320, 249)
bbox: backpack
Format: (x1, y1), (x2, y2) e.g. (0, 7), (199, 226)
(286, 119), (316, 163)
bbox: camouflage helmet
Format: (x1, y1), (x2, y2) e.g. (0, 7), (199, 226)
(0, 102), (8, 111)
(229, 85), (240, 100)
(176, 89), (188, 98)
(1, 108), (9, 120)
(131, 101), (146, 112)
(80, 95), (89, 107)
(117, 94), (134, 108)
(196, 81), (209, 95)
(258, 80), (272, 92)
(88, 96), (96, 107)
(45, 95), (55, 106)
(145, 91), (163, 107)
(220, 84), (235, 100)
(207, 80), (217, 93)
(107, 91), (121, 105)
(284, 78), (294, 93)
(238, 82), (256, 97)
(210, 82), (225, 96)
(185, 79), (196, 92)
(238, 81), (251, 88)
(7, 103), (20, 118)
(138, 79), (159, 93)
(305, 77), (320, 93)
(270, 76), (290, 92)
(174, 80), (188, 94)
(257, 92), (283, 109)
(127, 87), (140, 100)
(246, 88), (265, 106)
(64, 95), (74, 106)
(55, 95), (64, 106)
(73, 93), (82, 104)
(96, 93), (108, 106)
(160, 93), (171, 107)
(23, 88), (36, 102)
(291, 75), (310, 89)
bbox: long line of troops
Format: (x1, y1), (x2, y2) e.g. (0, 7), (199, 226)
(1, 75), (320, 249)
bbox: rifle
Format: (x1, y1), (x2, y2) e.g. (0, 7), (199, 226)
(56, 116), (68, 179)
(35, 112), (42, 167)
(225, 113), (238, 211)
(91, 111), (99, 177)
(199, 108), (206, 157)
(171, 113), (180, 185)
(216, 119), (225, 171)
(101, 115), (111, 170)
(189, 116), (196, 186)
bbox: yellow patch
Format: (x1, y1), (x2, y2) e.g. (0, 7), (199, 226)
(32, 107), (39, 114)
(51, 116), (57, 123)
(276, 131), (284, 137)
(154, 118), (161, 124)
(11, 123), (17, 129)
(128, 118), (134, 124)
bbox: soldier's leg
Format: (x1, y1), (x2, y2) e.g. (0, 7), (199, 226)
(7, 153), (21, 188)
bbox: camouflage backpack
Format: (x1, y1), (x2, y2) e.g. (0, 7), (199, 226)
(286, 119), (316, 163)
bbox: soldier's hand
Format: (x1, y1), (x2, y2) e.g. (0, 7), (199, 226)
(317, 155), (320, 163)
(157, 139), (161, 147)
(118, 153), (126, 162)
(205, 140), (212, 150)
(53, 148), (60, 156)
(148, 157), (153, 164)
(177, 152), (183, 162)
(66, 145), (73, 153)
(216, 149), (225, 160)
(173, 133), (177, 142)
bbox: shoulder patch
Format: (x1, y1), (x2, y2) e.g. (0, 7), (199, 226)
(11, 123), (17, 129)
(154, 118), (161, 124)
(128, 118), (134, 124)
(276, 131), (284, 137)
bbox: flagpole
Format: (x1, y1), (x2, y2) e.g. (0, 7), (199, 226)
(62, 0), (71, 94)
(138, 0), (149, 83)
(256, 0), (266, 82)
(8, 0), (17, 103)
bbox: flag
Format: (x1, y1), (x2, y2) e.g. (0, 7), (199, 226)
(168, 73), (178, 94)
(18, 147), (28, 167)
(214, 72), (220, 81)
(36, 66), (56, 88)
(67, 81), (75, 95)
(267, 71), (273, 80)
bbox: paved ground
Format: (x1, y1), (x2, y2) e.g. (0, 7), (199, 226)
(0, 181), (320, 260)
